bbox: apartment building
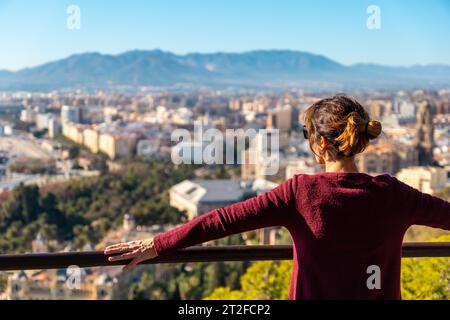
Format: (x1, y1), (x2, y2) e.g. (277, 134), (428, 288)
(98, 132), (136, 159)
(62, 122), (85, 145)
(396, 166), (447, 194)
(83, 128), (100, 153)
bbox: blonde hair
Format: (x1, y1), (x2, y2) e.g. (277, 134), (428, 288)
(302, 95), (382, 158)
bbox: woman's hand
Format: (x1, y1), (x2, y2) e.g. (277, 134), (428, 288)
(104, 238), (158, 271)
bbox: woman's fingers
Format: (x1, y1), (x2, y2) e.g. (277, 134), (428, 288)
(106, 240), (139, 250)
(104, 246), (132, 255)
(104, 241), (140, 255)
(123, 256), (143, 272)
(104, 238), (157, 271)
(107, 250), (140, 262)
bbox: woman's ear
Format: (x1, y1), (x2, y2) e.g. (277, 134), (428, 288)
(319, 136), (329, 152)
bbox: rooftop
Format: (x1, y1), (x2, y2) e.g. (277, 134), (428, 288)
(170, 178), (278, 204)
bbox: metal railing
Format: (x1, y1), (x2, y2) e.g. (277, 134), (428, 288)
(1, 242), (449, 271)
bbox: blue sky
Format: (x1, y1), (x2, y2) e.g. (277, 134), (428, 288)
(0, 0), (449, 70)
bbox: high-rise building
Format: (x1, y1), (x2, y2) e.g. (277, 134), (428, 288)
(36, 113), (52, 130)
(414, 101), (435, 165)
(367, 101), (382, 119)
(48, 117), (61, 138)
(267, 104), (292, 131)
(241, 131), (280, 179)
(20, 106), (35, 123)
(398, 100), (416, 122)
(61, 105), (80, 124)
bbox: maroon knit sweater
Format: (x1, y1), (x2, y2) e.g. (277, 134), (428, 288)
(153, 173), (450, 300)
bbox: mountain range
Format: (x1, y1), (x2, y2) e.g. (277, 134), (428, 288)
(0, 49), (449, 91)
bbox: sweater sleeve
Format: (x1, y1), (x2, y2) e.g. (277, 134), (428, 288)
(393, 177), (450, 230)
(152, 177), (298, 257)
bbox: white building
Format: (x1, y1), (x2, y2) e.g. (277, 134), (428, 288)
(48, 117), (62, 138)
(61, 105), (80, 124)
(169, 178), (278, 220)
(3, 124), (13, 136)
(169, 178), (280, 245)
(20, 106), (35, 123)
(36, 113), (52, 130)
(103, 106), (118, 124)
(396, 166), (447, 194)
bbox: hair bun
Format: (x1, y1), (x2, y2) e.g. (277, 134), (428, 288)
(366, 120), (382, 139)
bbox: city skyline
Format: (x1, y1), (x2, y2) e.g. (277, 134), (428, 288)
(1, 0), (450, 70)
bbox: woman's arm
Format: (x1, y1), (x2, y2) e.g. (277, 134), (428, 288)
(394, 177), (450, 230)
(104, 177), (298, 270)
(153, 177), (298, 256)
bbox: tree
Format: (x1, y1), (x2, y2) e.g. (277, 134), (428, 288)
(204, 261), (292, 300)
(401, 235), (450, 300)
(0, 159), (195, 254)
(68, 145), (80, 159)
(1, 184), (40, 225)
(98, 157), (109, 175)
(128, 270), (181, 300)
(213, 165), (231, 179)
(73, 225), (100, 249)
(0, 272), (7, 293)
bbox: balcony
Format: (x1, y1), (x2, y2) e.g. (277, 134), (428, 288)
(1, 242), (450, 271)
